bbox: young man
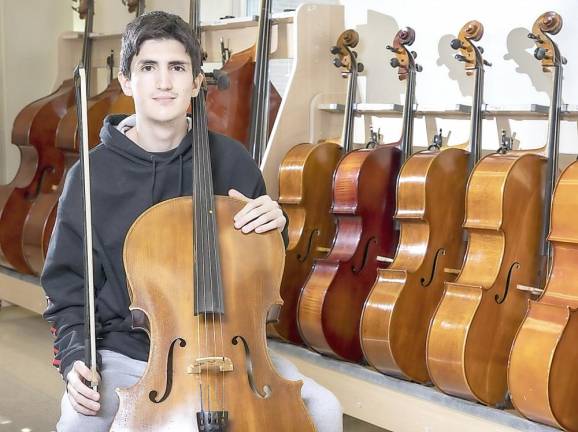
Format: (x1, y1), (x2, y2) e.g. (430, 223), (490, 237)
(42, 10), (342, 432)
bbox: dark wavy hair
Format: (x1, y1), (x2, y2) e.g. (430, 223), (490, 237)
(120, 11), (202, 78)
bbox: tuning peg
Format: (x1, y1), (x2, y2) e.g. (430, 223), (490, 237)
(562, 57), (568, 65)
(527, 32), (543, 43)
(332, 57), (343, 68)
(483, 60), (492, 67)
(411, 51), (417, 59)
(454, 54), (468, 62)
(357, 63), (365, 73)
(330, 45), (340, 55)
(416, 64), (423, 72)
(386, 45), (400, 54)
(450, 38), (463, 50)
(478, 46), (484, 54)
(390, 57), (400, 68)
(534, 47), (548, 61)
(352, 51), (358, 58)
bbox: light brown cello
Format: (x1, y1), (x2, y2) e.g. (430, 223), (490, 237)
(360, 22), (491, 383)
(110, 86), (315, 431)
(267, 32), (350, 344)
(508, 12), (578, 431)
(426, 18), (550, 407)
(21, 0), (137, 275)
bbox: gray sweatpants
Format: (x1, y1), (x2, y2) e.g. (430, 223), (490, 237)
(57, 349), (342, 432)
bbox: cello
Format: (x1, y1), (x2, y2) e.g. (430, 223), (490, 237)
(426, 19), (549, 407)
(110, 84), (315, 432)
(508, 12), (577, 431)
(269, 33), (349, 344)
(193, 0), (282, 150)
(21, 0), (137, 275)
(360, 23), (482, 383)
(297, 29), (404, 362)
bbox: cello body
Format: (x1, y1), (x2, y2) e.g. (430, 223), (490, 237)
(22, 79), (134, 274)
(270, 140), (342, 343)
(426, 152), (546, 405)
(508, 161), (578, 431)
(298, 144), (401, 361)
(0, 79), (75, 273)
(360, 146), (468, 382)
(112, 196), (315, 431)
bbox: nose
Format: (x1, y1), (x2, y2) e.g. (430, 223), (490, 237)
(156, 67), (173, 90)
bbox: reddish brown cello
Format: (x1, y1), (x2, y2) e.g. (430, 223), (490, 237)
(297, 29), (406, 362)
(21, 0), (136, 275)
(426, 18), (550, 407)
(360, 23), (486, 383)
(507, 12), (578, 430)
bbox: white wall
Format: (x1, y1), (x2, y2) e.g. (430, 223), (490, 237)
(338, 0), (578, 154)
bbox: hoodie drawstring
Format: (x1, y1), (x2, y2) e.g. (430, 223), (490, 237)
(178, 155), (183, 197)
(151, 158), (157, 205)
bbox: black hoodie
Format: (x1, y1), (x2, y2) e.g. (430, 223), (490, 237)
(42, 114), (283, 379)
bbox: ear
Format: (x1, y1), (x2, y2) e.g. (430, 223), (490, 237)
(118, 71), (133, 97)
(191, 73), (204, 98)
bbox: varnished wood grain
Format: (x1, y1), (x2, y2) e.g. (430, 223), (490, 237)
(360, 147), (468, 383)
(112, 196), (315, 431)
(426, 152), (546, 406)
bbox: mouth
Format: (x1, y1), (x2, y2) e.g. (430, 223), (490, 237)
(152, 95), (177, 104)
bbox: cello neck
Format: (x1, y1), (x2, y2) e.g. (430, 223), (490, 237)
(191, 92), (225, 314)
(137, 0), (145, 17)
(248, 0), (274, 166)
(189, 0), (201, 42)
(400, 67), (416, 163)
(468, 64), (484, 172)
(341, 67), (358, 154)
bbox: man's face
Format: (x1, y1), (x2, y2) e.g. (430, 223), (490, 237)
(119, 38), (200, 124)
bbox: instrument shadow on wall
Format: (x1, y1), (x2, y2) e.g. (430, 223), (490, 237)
(503, 27), (551, 96)
(437, 34), (474, 98)
(355, 10), (400, 104)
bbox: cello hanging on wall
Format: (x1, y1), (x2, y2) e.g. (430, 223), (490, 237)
(297, 28), (405, 363)
(508, 11), (578, 431)
(426, 18), (550, 407)
(360, 23), (478, 383)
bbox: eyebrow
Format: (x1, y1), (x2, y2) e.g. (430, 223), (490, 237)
(136, 59), (191, 66)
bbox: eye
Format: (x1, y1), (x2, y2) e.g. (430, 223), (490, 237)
(172, 65), (186, 72)
(141, 64), (154, 72)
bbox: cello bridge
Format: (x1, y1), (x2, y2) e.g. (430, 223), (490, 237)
(187, 357), (234, 374)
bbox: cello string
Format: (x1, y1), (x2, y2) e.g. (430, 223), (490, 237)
(199, 93), (226, 413)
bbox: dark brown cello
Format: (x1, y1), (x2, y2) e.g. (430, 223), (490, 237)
(190, 0), (281, 150)
(426, 18), (549, 407)
(297, 29), (404, 362)
(360, 23), (486, 383)
(110, 84), (315, 431)
(268, 33), (350, 344)
(21, 0), (136, 275)
(507, 12), (578, 430)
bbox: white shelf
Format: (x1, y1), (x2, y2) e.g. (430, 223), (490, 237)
(269, 340), (559, 432)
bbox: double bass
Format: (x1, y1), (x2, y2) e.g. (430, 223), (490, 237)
(297, 29), (404, 362)
(360, 23), (483, 383)
(426, 18), (548, 406)
(21, 0), (137, 275)
(508, 12), (577, 431)
(192, 0), (282, 150)
(110, 85), (315, 431)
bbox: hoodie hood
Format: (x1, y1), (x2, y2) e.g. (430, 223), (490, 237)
(100, 114), (193, 204)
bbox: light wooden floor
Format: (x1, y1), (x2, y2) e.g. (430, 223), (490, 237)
(0, 305), (387, 431)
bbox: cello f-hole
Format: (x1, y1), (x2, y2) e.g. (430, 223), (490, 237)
(297, 229), (320, 262)
(25, 165), (56, 202)
(149, 337), (187, 403)
(351, 237), (377, 274)
(232, 335), (271, 399)
(495, 262), (520, 304)
(420, 248), (446, 287)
